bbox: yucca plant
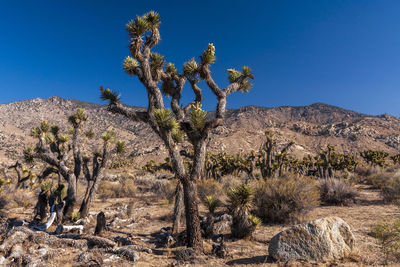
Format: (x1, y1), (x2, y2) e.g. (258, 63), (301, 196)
(227, 184), (260, 239)
(202, 195), (221, 238)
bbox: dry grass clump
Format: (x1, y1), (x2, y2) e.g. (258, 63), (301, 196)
(318, 178), (359, 206)
(253, 175), (319, 224)
(355, 165), (381, 178)
(13, 188), (35, 208)
(197, 179), (224, 200)
(380, 175), (400, 203)
(150, 179), (177, 202)
(98, 178), (136, 199)
(359, 171), (400, 203)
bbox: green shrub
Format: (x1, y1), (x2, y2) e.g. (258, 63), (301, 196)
(72, 211), (81, 222)
(254, 175), (319, 224)
(318, 178), (359, 206)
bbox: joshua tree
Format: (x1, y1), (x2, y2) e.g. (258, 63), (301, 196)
(258, 130), (294, 179)
(361, 150), (389, 167)
(79, 131), (123, 218)
(25, 109), (122, 221)
(24, 118), (82, 221)
(101, 11), (253, 249)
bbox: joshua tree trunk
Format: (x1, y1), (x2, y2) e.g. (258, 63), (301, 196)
(172, 181), (184, 234)
(182, 177), (202, 248)
(63, 173), (77, 221)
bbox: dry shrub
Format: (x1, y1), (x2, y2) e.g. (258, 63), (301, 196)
(318, 178), (359, 206)
(253, 175), (319, 224)
(365, 173), (393, 188)
(150, 179), (177, 201)
(355, 165), (381, 178)
(98, 179), (136, 199)
(13, 189), (34, 208)
(380, 175), (400, 203)
(197, 179), (223, 200)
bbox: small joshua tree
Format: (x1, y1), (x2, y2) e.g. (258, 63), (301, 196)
(202, 195), (221, 238)
(101, 11), (254, 250)
(227, 184), (261, 239)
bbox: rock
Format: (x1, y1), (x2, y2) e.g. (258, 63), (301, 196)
(268, 216), (355, 262)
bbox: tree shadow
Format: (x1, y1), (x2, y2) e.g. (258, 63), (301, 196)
(226, 255), (273, 265)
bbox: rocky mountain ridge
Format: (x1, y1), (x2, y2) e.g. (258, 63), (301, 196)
(0, 96), (399, 166)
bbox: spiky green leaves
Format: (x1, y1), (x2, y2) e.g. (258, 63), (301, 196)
(190, 102), (207, 131)
(101, 130), (116, 143)
(153, 109), (185, 142)
(144, 11), (161, 29)
(227, 183), (254, 212)
(227, 66), (254, 92)
(201, 43), (216, 64)
(171, 129), (185, 143)
(126, 11), (161, 37)
(40, 181), (53, 192)
(242, 66), (254, 79)
(249, 214), (262, 226)
(126, 16), (149, 37)
(100, 88), (120, 104)
(203, 195), (220, 214)
(227, 69), (242, 83)
(116, 140), (126, 154)
(68, 108), (87, 126)
(85, 130), (95, 139)
(24, 146), (35, 164)
(165, 63), (177, 75)
(183, 58), (199, 83)
(123, 56), (139, 75)
(150, 52), (165, 71)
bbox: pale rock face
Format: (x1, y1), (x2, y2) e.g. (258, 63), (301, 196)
(268, 216), (355, 262)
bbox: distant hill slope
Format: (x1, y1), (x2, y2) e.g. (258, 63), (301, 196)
(1, 96), (399, 166)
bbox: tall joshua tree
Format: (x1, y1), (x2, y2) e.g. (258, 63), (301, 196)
(101, 11), (254, 250)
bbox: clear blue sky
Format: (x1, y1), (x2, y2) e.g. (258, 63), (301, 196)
(1, 1), (399, 116)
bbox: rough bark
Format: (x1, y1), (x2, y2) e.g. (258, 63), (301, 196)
(172, 181), (184, 234)
(94, 212), (106, 236)
(182, 177), (202, 249)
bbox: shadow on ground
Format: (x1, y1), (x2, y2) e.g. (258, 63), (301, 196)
(226, 255), (272, 265)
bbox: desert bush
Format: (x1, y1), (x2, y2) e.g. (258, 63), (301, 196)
(380, 175), (400, 203)
(318, 178), (359, 206)
(98, 179), (136, 199)
(371, 220), (400, 263)
(150, 179), (177, 202)
(354, 165), (381, 179)
(254, 175), (319, 224)
(197, 179), (223, 201)
(227, 184), (261, 239)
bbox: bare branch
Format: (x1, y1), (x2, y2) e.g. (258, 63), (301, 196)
(107, 102), (148, 123)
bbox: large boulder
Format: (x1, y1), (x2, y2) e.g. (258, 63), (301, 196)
(268, 216), (355, 262)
